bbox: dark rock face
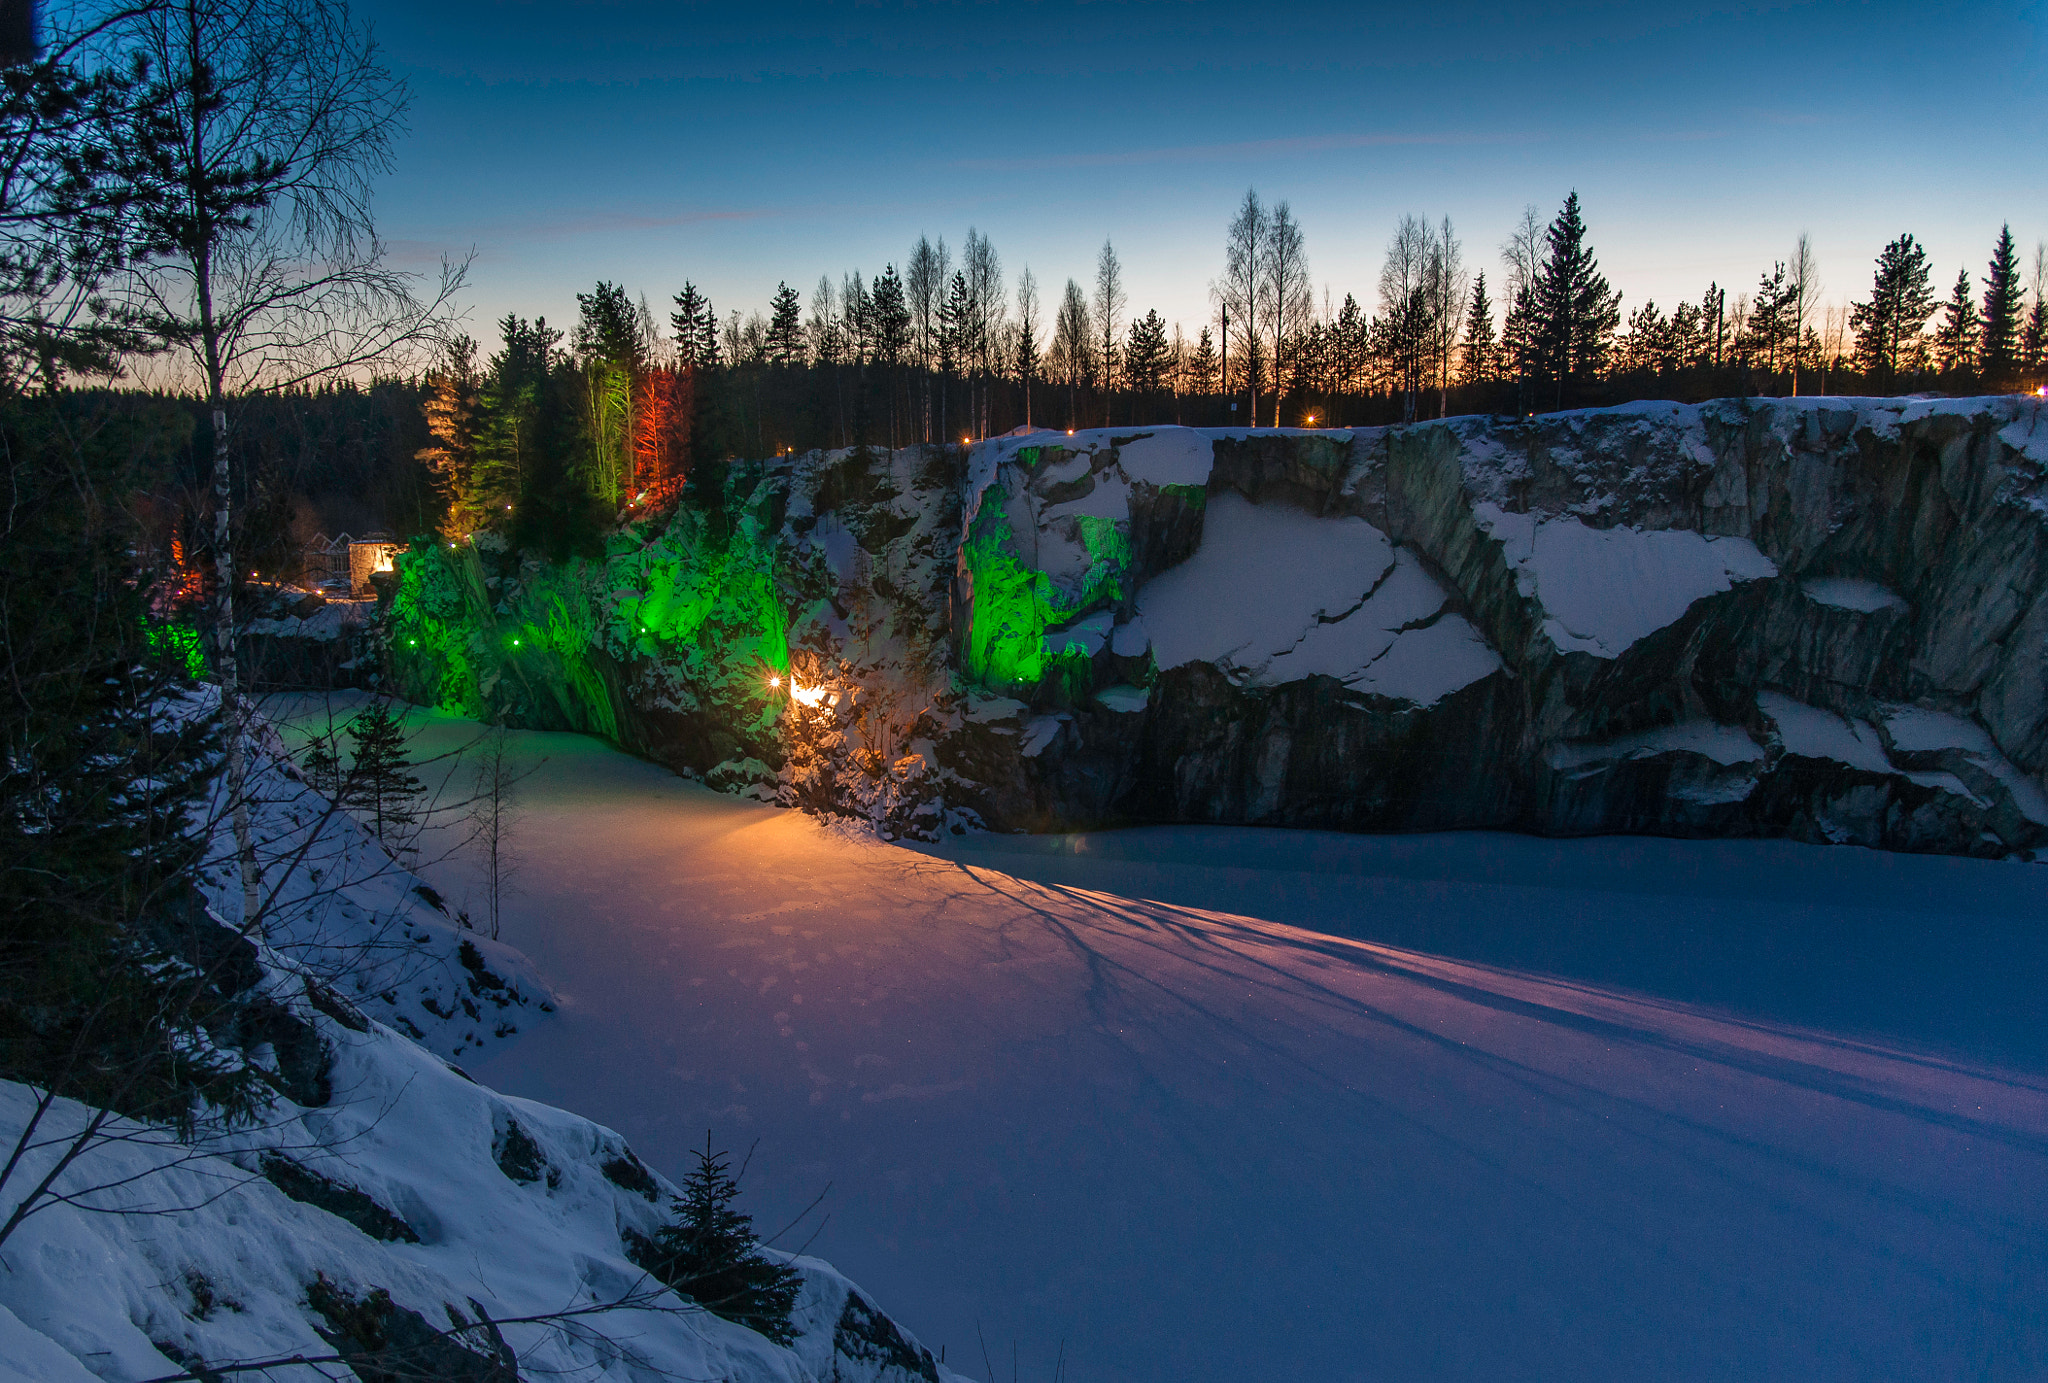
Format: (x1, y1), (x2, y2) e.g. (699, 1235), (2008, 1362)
(939, 400), (2048, 856)
(388, 399), (2048, 858)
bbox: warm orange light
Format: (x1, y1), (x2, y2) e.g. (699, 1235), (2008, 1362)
(789, 681), (827, 708)
(1066, 429), (1074, 435)
(768, 674), (780, 688)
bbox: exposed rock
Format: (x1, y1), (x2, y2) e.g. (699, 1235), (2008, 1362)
(386, 399), (2048, 858)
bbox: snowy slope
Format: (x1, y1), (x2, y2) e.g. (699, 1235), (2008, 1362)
(0, 706), (966, 1383)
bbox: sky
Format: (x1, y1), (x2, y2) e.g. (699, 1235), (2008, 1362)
(356, 0), (2048, 357)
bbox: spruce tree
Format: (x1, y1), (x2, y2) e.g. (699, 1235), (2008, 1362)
(1934, 267), (1979, 376)
(1851, 234), (1936, 388)
(1, 395), (263, 1130)
(1500, 281), (1539, 413)
(341, 701), (423, 847)
(1532, 192), (1620, 408)
(1980, 225), (2024, 384)
(1190, 326), (1219, 395)
(1459, 272), (1494, 384)
(670, 283), (710, 370)
(2024, 299), (2046, 376)
(474, 315), (562, 523)
(627, 1134), (804, 1345)
(766, 283), (804, 367)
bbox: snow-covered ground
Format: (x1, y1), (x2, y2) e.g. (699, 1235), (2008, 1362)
(327, 699), (2048, 1383)
(1, 696), (965, 1383)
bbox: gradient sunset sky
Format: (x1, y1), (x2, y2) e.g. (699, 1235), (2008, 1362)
(357, 0), (2048, 353)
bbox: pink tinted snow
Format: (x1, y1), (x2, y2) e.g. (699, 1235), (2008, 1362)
(378, 712), (2048, 1383)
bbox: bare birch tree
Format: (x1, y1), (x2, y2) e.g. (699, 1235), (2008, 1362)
(1051, 277), (1091, 429)
(1217, 188), (1266, 423)
(468, 726), (525, 941)
(964, 228), (1003, 439)
(122, 0), (463, 927)
(1093, 238), (1124, 426)
(906, 234), (945, 443)
(1424, 217), (1467, 418)
(1788, 232), (1819, 396)
(1262, 200), (1310, 426)
(1380, 214), (1431, 422)
(1014, 265), (1040, 428)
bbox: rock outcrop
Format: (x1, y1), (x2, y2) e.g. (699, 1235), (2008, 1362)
(387, 397), (2048, 858)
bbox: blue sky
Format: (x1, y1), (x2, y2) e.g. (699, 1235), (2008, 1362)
(357, 0), (2048, 354)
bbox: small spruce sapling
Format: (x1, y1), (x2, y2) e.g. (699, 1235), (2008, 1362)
(341, 701), (423, 848)
(626, 1133), (803, 1345)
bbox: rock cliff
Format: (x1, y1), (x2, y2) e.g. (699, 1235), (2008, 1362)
(387, 396), (2048, 858)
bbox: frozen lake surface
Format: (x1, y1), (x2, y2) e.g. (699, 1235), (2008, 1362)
(309, 701), (2048, 1382)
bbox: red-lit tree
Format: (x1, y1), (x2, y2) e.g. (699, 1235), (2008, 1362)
(631, 363), (692, 500)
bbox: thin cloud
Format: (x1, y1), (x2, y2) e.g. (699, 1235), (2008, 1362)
(398, 206), (793, 247)
(953, 130), (1539, 172)
(503, 206), (785, 241)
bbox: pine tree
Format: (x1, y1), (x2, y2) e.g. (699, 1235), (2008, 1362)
(765, 283), (804, 367)
(1532, 192), (1620, 408)
(1743, 263), (1792, 379)
(1934, 266), (1978, 376)
(1701, 282), (1727, 368)
(1851, 234), (1936, 388)
(1125, 309), (1168, 401)
(1980, 225), (2024, 384)
(341, 701), (423, 847)
(626, 1134), (804, 1345)
(1459, 272), (1494, 384)
(574, 281), (644, 372)
(2024, 299), (2046, 376)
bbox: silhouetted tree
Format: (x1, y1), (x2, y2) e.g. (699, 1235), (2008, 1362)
(1532, 191), (1620, 408)
(1851, 234), (1936, 389)
(625, 1134), (803, 1346)
(1981, 225), (2024, 385)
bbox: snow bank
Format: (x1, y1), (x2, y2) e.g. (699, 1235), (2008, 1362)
(1115, 427), (1217, 487)
(1477, 505), (1777, 657)
(1801, 576), (1908, 614)
(1758, 691), (1892, 774)
(1140, 494), (1394, 674)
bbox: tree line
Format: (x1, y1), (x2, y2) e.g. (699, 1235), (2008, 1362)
(418, 189), (2047, 540)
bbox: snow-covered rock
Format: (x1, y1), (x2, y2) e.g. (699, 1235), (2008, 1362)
(388, 398), (2048, 857)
